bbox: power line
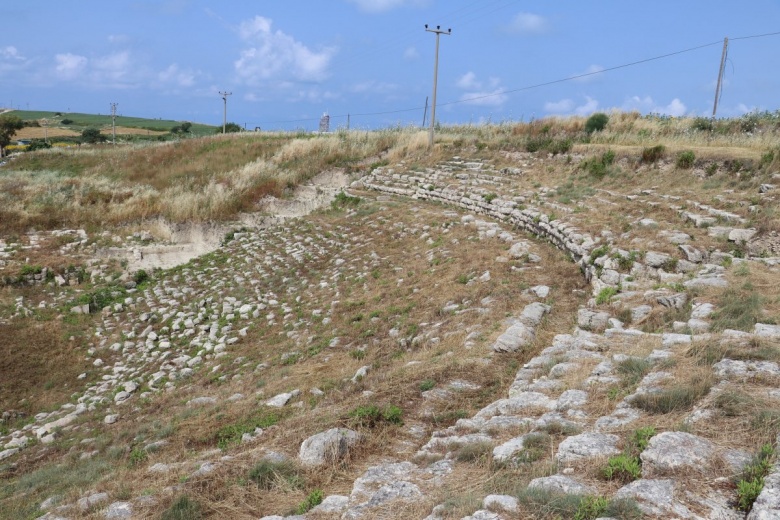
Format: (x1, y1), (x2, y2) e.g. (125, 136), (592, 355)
(253, 30), (780, 126)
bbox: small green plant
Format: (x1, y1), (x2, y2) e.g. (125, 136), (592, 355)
(596, 286), (618, 305)
(349, 349), (366, 360)
(348, 404), (403, 427)
(296, 489), (324, 514)
(585, 113), (609, 133)
(630, 426), (657, 453)
(419, 379), (436, 392)
(676, 150), (695, 169)
(574, 495), (609, 520)
(133, 269), (149, 285)
(735, 444), (775, 512)
(129, 446), (148, 466)
(331, 191), (361, 209)
(161, 496), (202, 520)
(602, 453), (641, 483)
(482, 193), (498, 203)
(456, 274), (470, 284)
(19, 264), (43, 276)
(454, 441), (493, 463)
(215, 412), (279, 450)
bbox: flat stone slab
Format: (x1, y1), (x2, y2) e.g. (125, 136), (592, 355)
(527, 475), (594, 495)
(640, 431), (716, 476)
(556, 432), (620, 464)
(615, 479), (693, 518)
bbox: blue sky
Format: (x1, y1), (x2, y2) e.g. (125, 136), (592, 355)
(1, 1), (778, 130)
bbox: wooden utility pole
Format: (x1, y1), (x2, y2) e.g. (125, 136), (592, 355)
(110, 102), (118, 144)
(219, 91), (232, 134)
(425, 25), (451, 149)
(422, 96), (428, 128)
(712, 37), (728, 119)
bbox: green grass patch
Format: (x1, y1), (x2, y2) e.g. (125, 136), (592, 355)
(348, 404), (403, 428)
(248, 459), (304, 490)
(161, 495), (202, 520)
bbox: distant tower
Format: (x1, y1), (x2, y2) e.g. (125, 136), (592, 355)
(319, 112), (330, 133)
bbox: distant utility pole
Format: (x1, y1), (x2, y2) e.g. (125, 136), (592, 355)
(219, 91), (232, 134)
(712, 37), (729, 119)
(425, 24), (451, 149)
(110, 102), (118, 145)
(422, 96), (429, 128)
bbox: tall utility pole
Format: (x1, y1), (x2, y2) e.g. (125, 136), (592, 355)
(425, 24), (451, 149)
(712, 37), (729, 119)
(219, 91), (232, 134)
(110, 102), (118, 145)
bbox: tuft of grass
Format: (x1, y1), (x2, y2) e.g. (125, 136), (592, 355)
(419, 379), (436, 391)
(248, 460), (304, 490)
(295, 489), (324, 514)
(710, 284), (763, 332)
(641, 144), (666, 163)
(596, 286), (618, 305)
(348, 404), (403, 428)
(215, 412), (279, 450)
(616, 358), (653, 388)
(631, 374), (712, 414)
(161, 496), (202, 520)
(454, 441), (493, 463)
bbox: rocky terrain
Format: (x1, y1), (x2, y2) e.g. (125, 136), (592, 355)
(1, 126), (779, 519)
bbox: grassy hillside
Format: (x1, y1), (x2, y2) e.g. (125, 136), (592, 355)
(4, 109), (217, 137)
(1, 111), (779, 519)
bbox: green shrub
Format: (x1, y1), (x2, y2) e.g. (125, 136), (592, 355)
(691, 117), (713, 132)
(676, 150), (695, 169)
(349, 404), (403, 427)
(419, 379), (436, 391)
(331, 191), (361, 209)
(630, 426), (657, 453)
(585, 113), (609, 133)
(133, 269), (149, 285)
(161, 496), (201, 520)
(596, 287), (618, 305)
(482, 193), (498, 203)
(735, 444), (774, 512)
(574, 496), (609, 520)
(296, 489), (324, 514)
(641, 145), (665, 163)
(602, 454), (641, 483)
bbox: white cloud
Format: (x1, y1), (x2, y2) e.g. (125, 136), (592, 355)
(575, 96), (599, 116)
(456, 73), (507, 107)
(663, 98), (687, 117)
(55, 53), (88, 80)
(403, 46), (419, 60)
(0, 46), (30, 75)
(107, 34), (130, 44)
(622, 95), (687, 116)
(157, 64), (200, 88)
(235, 16), (336, 84)
(506, 12), (549, 34)
(350, 80), (399, 95)
(92, 51), (131, 81)
(456, 71), (480, 90)
(345, 0), (429, 13)
(1, 46), (24, 61)
(574, 64), (605, 82)
(544, 99), (574, 113)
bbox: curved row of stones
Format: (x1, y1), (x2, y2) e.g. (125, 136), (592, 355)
(8, 192), (552, 518)
(12, 154), (780, 519)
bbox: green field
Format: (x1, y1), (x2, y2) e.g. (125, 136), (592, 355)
(2, 109), (217, 136)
